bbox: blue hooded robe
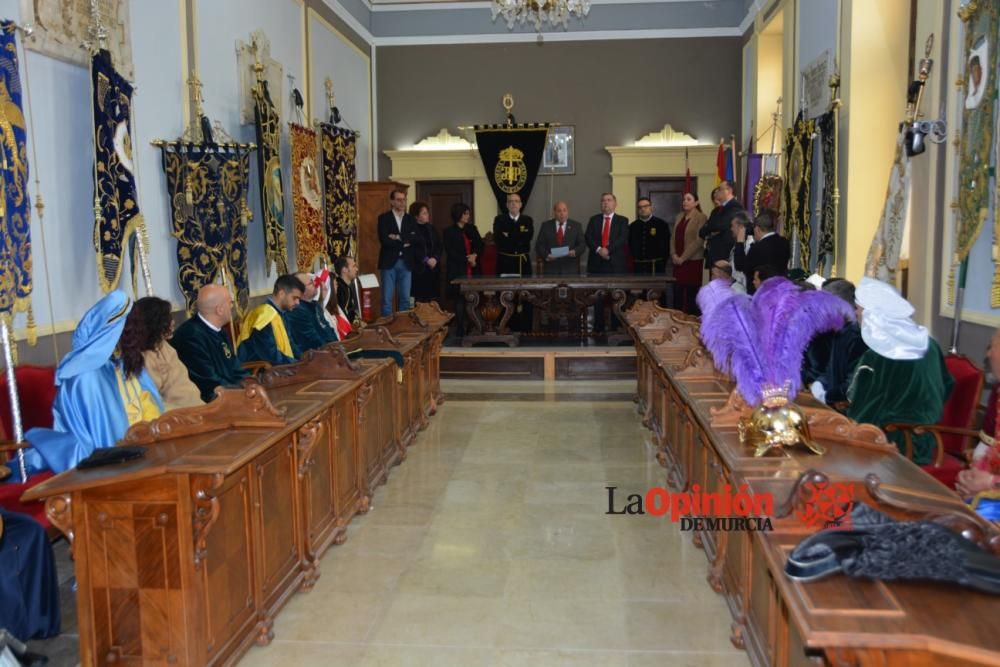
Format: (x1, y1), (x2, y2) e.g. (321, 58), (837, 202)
(22, 290), (164, 475)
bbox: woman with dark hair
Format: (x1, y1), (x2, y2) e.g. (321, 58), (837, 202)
(409, 201), (442, 303)
(122, 297), (201, 411)
(670, 191), (707, 314)
(443, 202), (482, 338)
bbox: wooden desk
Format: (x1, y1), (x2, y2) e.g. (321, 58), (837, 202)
(625, 301), (1000, 667)
(22, 316), (447, 667)
(453, 274), (669, 347)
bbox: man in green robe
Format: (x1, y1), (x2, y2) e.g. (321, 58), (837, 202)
(286, 271), (340, 352)
(237, 274), (305, 366)
(170, 284), (249, 402)
(847, 277), (953, 465)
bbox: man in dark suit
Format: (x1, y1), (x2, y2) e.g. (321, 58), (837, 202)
(629, 197), (670, 275)
(586, 192), (629, 332)
(377, 188), (419, 316)
(733, 208), (790, 294)
(699, 180), (745, 268)
(535, 200), (585, 276)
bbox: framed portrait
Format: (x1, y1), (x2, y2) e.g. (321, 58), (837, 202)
(541, 125), (575, 175)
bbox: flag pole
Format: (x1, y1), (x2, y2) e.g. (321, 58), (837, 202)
(949, 258), (968, 354)
(1, 319), (27, 481)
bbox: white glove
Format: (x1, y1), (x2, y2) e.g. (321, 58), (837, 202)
(810, 380), (827, 405)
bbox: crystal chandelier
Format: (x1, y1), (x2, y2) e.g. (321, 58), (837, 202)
(491, 0), (591, 30)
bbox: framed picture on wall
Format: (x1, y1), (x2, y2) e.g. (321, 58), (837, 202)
(541, 126), (575, 175)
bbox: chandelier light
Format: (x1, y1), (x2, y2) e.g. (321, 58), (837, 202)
(491, 0), (591, 30)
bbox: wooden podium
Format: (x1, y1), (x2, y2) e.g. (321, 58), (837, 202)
(358, 180), (409, 321)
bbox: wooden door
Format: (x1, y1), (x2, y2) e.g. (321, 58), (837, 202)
(636, 177), (694, 229)
(358, 181), (408, 320)
(415, 180), (474, 308)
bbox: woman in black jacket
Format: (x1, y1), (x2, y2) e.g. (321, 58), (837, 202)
(409, 201), (443, 303)
(443, 202), (482, 337)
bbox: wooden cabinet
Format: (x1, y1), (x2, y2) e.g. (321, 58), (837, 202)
(358, 181), (409, 320)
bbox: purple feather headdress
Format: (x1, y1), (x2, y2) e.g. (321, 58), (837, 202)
(697, 278), (854, 405)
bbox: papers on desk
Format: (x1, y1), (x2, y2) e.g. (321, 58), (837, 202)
(549, 246), (570, 259)
(358, 273), (379, 289)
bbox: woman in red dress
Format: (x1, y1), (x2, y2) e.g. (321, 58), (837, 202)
(671, 192), (707, 315)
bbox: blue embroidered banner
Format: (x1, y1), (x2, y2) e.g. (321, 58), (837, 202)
(159, 143), (252, 316)
(91, 49), (144, 293)
(0, 21), (34, 342)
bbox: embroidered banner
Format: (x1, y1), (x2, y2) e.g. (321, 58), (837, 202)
(782, 113), (815, 269)
(949, 0), (1000, 304)
(474, 124), (548, 209)
(159, 142), (252, 316)
(320, 123), (359, 260)
(0, 22), (34, 342)
(289, 123), (326, 269)
(252, 77), (288, 276)
(91, 48), (146, 292)
(864, 131), (910, 282)
(815, 111), (837, 273)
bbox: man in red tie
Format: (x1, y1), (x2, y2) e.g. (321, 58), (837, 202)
(585, 192), (629, 332)
(535, 201), (585, 276)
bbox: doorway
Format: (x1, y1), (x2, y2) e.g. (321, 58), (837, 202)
(636, 176), (694, 227)
(416, 180), (474, 308)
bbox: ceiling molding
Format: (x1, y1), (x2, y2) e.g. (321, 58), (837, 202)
(369, 0), (720, 11)
(373, 26), (741, 46)
(322, 0), (376, 44)
(325, 0), (760, 46)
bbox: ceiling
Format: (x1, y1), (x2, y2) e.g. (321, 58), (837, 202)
(327, 0), (757, 45)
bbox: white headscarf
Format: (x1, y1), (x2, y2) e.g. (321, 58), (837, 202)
(855, 277), (929, 360)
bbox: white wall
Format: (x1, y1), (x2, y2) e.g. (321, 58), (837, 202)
(6, 0), (374, 347)
(308, 8), (373, 182)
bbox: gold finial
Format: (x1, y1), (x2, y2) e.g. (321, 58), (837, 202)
(502, 93), (514, 113)
(188, 76), (204, 118)
(84, 0), (109, 55)
(251, 34), (265, 82)
(325, 77), (335, 111)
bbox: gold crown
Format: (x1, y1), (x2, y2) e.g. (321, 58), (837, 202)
(760, 382), (791, 408)
(499, 146), (524, 162)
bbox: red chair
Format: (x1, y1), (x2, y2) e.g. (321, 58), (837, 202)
(885, 353), (985, 488)
(0, 365), (58, 528)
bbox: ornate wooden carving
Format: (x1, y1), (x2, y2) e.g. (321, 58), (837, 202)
(257, 347), (360, 388)
(191, 473), (225, 569)
(296, 417), (325, 479)
(803, 407), (892, 450)
(864, 473), (1000, 555)
(45, 494), (73, 546)
(124, 383), (286, 444)
(673, 345), (721, 379)
(710, 389), (751, 427)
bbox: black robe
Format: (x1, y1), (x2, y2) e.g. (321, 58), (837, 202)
(170, 315), (249, 402)
(287, 300), (339, 352)
(802, 322), (868, 407)
(493, 214), (533, 276)
(335, 276), (361, 325)
(628, 216), (670, 274)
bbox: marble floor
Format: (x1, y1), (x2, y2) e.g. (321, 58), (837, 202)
(238, 379), (750, 667)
